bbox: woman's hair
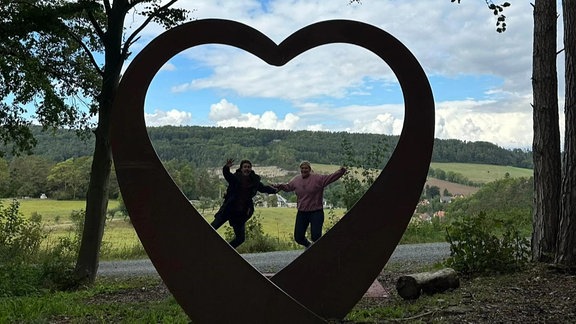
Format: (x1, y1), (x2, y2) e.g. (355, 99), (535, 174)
(299, 160), (312, 170)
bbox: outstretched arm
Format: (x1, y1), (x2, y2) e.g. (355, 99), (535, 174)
(222, 158), (235, 183)
(320, 166), (347, 187)
(258, 182), (279, 194)
(273, 178), (297, 192)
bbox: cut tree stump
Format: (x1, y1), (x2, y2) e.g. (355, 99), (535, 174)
(395, 267), (460, 300)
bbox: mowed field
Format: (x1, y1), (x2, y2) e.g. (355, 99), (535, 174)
(429, 162), (533, 183)
(428, 162), (532, 196)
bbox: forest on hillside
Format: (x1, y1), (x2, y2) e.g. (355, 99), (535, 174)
(6, 126), (533, 169)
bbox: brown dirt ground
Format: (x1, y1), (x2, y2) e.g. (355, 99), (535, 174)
(85, 263), (575, 323)
(354, 263), (576, 323)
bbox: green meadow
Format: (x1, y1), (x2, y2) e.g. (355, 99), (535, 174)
(429, 162), (533, 183)
(314, 162), (532, 184)
(4, 198), (346, 260)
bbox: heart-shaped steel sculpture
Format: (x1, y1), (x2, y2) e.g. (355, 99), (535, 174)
(111, 19), (434, 323)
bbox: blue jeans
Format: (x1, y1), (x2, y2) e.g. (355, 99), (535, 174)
(294, 209), (324, 248)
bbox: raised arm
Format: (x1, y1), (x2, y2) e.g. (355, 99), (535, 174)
(222, 158), (236, 183)
(320, 166), (347, 187)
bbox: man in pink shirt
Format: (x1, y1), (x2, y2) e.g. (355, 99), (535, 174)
(275, 161), (347, 248)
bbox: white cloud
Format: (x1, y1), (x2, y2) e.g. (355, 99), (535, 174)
(435, 100), (534, 149)
(169, 1), (538, 103)
(160, 62), (176, 72)
(213, 111), (300, 130)
(145, 109), (192, 126)
(209, 99), (300, 129)
(131, 0), (566, 149)
(350, 113), (402, 135)
(209, 99), (241, 121)
(186, 45), (390, 101)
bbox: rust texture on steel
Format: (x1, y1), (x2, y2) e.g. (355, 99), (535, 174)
(110, 19), (434, 323)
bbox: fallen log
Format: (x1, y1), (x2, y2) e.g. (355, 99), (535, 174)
(396, 267), (460, 300)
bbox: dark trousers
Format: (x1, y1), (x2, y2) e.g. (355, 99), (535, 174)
(294, 209), (324, 248)
(211, 211), (246, 248)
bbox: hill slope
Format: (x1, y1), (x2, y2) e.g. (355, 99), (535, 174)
(5, 125), (534, 170)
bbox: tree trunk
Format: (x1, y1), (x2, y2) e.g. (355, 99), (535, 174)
(532, 0), (561, 263)
(73, 124), (112, 284)
(557, 0), (576, 267)
(72, 2), (126, 285)
(395, 268), (460, 300)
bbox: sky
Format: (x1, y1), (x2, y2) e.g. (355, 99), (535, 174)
(121, 0), (567, 150)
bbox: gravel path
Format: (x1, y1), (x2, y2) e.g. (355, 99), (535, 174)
(97, 242), (450, 277)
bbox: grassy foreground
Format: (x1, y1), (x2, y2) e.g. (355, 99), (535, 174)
(4, 262), (572, 323)
(0, 276), (190, 323)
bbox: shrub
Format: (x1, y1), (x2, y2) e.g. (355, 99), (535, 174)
(0, 199), (45, 264)
(325, 208), (342, 229)
(445, 211), (530, 275)
(0, 199), (46, 296)
(225, 213), (296, 253)
(401, 217), (446, 244)
(0, 201), (82, 296)
(339, 137), (388, 210)
(39, 210), (83, 290)
(0, 263), (44, 297)
(40, 235), (78, 291)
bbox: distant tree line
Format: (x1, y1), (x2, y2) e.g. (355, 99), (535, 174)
(2, 125), (533, 169)
(0, 155), (221, 201)
(0, 125), (533, 201)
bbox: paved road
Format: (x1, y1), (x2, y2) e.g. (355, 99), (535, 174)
(98, 242), (450, 277)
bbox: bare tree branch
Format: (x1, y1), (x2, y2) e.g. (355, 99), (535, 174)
(65, 29), (104, 76)
(121, 0), (179, 60)
(86, 6), (105, 40)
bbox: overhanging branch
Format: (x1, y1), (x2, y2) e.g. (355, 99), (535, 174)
(122, 0), (178, 60)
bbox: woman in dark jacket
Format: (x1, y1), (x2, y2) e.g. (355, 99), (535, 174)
(211, 158), (277, 248)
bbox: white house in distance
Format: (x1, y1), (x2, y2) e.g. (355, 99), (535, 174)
(275, 194), (333, 209)
(276, 194), (297, 208)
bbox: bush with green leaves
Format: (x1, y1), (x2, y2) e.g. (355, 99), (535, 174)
(401, 217), (446, 244)
(0, 199), (45, 296)
(445, 211), (530, 275)
(339, 137), (388, 210)
(0, 200), (81, 296)
(225, 213), (297, 253)
(0, 199), (44, 264)
(39, 210), (84, 291)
